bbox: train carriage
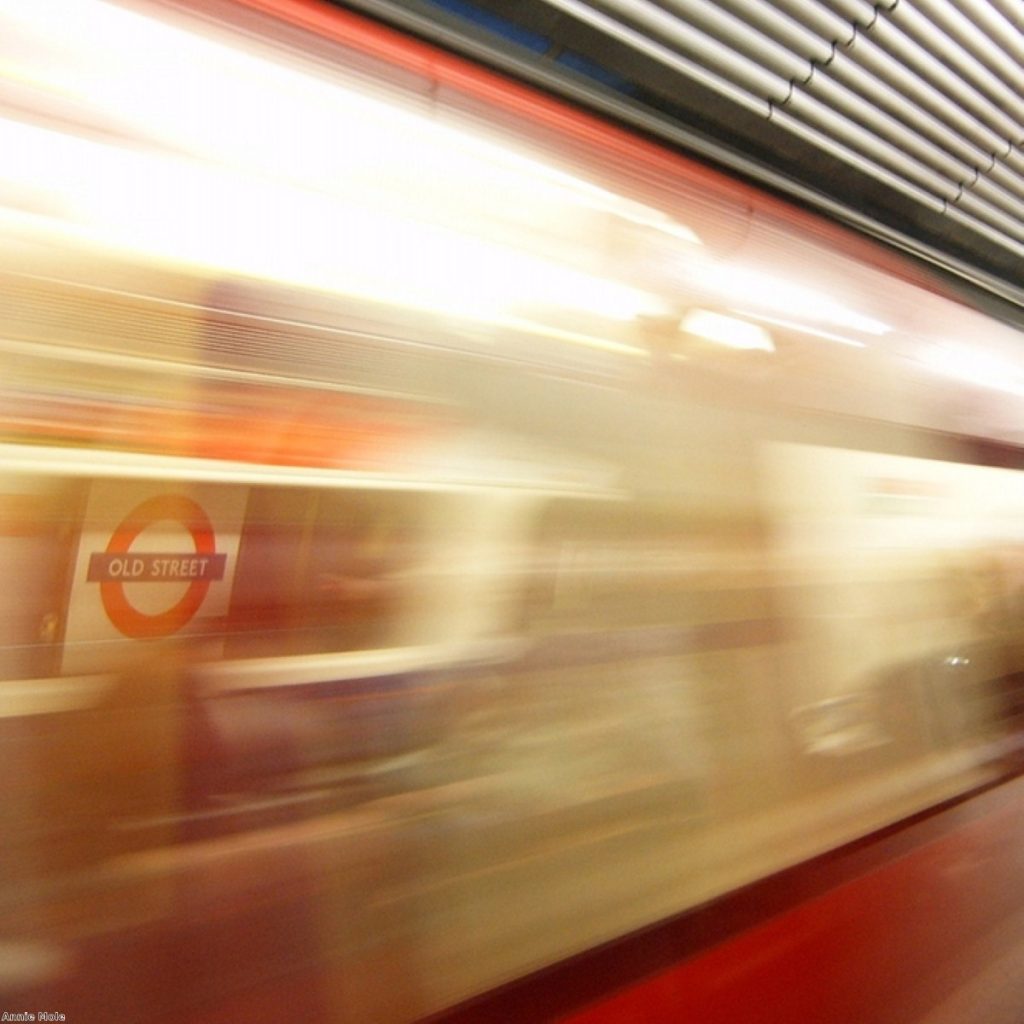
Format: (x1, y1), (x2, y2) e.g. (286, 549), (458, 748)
(2, 1), (1024, 1021)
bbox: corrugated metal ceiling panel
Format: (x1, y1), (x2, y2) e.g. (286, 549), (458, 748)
(566, 0), (1024, 251)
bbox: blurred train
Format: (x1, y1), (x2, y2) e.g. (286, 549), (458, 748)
(2, 0), (1024, 1021)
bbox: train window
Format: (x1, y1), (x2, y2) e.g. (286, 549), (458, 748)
(521, 498), (770, 636)
(226, 487), (426, 658)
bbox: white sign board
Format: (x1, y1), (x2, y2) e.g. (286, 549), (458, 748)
(62, 481), (246, 673)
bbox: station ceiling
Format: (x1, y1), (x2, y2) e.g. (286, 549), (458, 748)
(336, 0), (1024, 315)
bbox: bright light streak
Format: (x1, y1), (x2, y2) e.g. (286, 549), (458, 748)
(695, 264), (889, 336)
(500, 319), (645, 355)
(681, 309), (775, 351)
(919, 343), (1024, 395)
(0, 115), (664, 325)
(735, 312), (867, 348)
(0, 0), (678, 335)
(0, 0), (700, 245)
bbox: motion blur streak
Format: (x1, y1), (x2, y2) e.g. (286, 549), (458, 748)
(1, 2), (1024, 1023)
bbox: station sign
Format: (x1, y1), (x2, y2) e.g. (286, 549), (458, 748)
(87, 553), (227, 583)
(62, 482), (245, 672)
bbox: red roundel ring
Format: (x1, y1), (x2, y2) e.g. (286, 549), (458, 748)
(100, 495), (216, 639)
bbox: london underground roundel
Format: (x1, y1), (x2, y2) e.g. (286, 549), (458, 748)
(87, 495), (227, 639)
